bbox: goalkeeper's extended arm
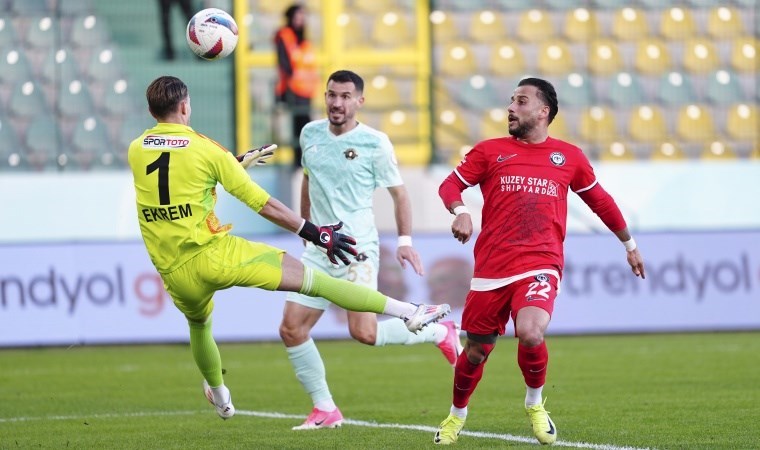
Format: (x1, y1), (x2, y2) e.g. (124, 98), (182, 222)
(297, 220), (358, 266)
(237, 144), (277, 168)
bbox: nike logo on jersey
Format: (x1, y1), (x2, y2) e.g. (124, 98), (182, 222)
(496, 154), (517, 162)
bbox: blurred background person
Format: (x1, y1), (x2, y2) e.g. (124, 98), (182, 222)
(157, 0), (195, 60)
(274, 3), (318, 168)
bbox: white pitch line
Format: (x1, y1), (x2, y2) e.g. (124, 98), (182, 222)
(1, 409), (653, 450)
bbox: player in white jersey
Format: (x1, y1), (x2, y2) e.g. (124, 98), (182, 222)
(279, 70), (463, 430)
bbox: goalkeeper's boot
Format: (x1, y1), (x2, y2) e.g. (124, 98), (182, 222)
(404, 303), (451, 333)
(202, 380), (235, 420)
(436, 321), (464, 367)
(526, 398), (556, 445)
(433, 414), (465, 445)
(292, 407), (344, 430)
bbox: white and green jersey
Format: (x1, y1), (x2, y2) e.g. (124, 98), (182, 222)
(301, 119), (403, 257)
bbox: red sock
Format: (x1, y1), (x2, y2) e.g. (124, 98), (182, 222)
(452, 343), (494, 408)
(518, 341), (548, 388)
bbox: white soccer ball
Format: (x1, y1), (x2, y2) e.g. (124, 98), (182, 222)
(186, 8), (238, 60)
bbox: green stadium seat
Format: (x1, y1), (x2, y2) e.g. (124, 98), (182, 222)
(592, 0), (629, 9)
(24, 114), (61, 171)
(557, 72), (593, 107)
(491, 0), (533, 10)
(0, 114), (23, 170)
(706, 70), (743, 105)
(688, 0), (723, 7)
(545, 0), (584, 10)
(9, 80), (47, 118)
(57, 0), (94, 17)
(40, 49), (80, 85)
(657, 72), (697, 106)
(101, 79), (137, 117)
(9, 0), (49, 15)
(24, 15), (61, 50)
(71, 116), (111, 166)
(84, 46), (124, 82)
(0, 49), (33, 84)
(607, 72), (645, 107)
(57, 79), (94, 118)
(0, 17), (19, 47)
(455, 75), (502, 109)
(116, 114), (153, 165)
(70, 14), (110, 48)
(638, 0), (677, 9)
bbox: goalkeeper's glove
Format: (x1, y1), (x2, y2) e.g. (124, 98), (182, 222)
(297, 220), (357, 266)
(237, 144), (277, 168)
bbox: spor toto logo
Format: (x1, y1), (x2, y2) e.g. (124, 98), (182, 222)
(142, 135), (190, 148)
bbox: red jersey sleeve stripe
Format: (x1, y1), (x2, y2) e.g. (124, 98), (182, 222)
(454, 168), (475, 187)
(573, 179), (598, 194)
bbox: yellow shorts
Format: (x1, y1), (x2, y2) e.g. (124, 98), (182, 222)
(160, 235), (285, 322)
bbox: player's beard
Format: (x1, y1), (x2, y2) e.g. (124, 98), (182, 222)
(328, 109), (346, 127)
(508, 116), (537, 139)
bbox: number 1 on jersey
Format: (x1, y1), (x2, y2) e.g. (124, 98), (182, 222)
(146, 152), (170, 205)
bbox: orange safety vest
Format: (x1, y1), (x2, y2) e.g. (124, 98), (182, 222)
(275, 27), (319, 98)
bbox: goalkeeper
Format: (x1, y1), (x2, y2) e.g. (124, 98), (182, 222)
(127, 76), (450, 420)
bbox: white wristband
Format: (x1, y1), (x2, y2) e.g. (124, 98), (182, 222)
(397, 235), (413, 247)
(622, 237), (637, 252)
(453, 205), (470, 216)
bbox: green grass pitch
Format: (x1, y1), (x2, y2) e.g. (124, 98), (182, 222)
(1, 331), (757, 449)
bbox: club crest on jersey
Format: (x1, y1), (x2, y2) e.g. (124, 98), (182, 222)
(535, 273), (549, 282)
(549, 152), (565, 166)
(344, 148), (358, 160)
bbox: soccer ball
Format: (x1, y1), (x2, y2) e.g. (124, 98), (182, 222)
(186, 8), (239, 60)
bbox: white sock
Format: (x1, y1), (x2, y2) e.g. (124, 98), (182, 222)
(381, 297), (418, 318)
(375, 318), (439, 346)
(315, 399), (337, 412)
(525, 385), (544, 407)
(432, 323), (448, 344)
(450, 405), (468, 419)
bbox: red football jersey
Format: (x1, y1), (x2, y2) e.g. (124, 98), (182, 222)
(453, 136), (597, 283)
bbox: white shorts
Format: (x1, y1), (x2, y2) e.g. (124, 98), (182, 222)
(285, 243), (379, 310)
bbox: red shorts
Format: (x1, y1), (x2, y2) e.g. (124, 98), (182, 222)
(461, 273), (558, 337)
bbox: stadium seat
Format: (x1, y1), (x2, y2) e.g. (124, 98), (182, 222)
(557, 72), (593, 107)
(8, 80), (46, 118)
(579, 106), (618, 143)
(563, 8), (601, 42)
(659, 7), (697, 40)
(607, 72), (645, 107)
(101, 79), (137, 117)
(638, 0), (677, 8)
(634, 38), (672, 75)
(0, 49), (32, 84)
(544, 0), (582, 9)
(548, 112), (573, 142)
(0, 17), (19, 48)
(439, 41), (477, 78)
(71, 116), (111, 167)
(57, 0), (94, 17)
(40, 49), (80, 85)
(116, 114), (153, 165)
(380, 109), (419, 144)
(490, 0), (534, 10)
(611, 7), (649, 41)
(480, 107), (507, 139)
(57, 79), (94, 118)
(69, 14), (110, 49)
(488, 41), (526, 76)
(683, 38), (720, 74)
(730, 37), (758, 73)
(442, 0), (489, 11)
(468, 10), (506, 43)
(599, 141), (636, 162)
(657, 71), (697, 106)
(24, 16), (60, 50)
(353, 0), (399, 13)
(700, 140), (738, 161)
(537, 40), (575, 75)
(588, 39), (623, 75)
(84, 46), (124, 83)
(676, 104), (716, 142)
(706, 70), (743, 105)
(371, 11), (411, 48)
(0, 114), (23, 170)
(434, 105), (472, 152)
(9, 0), (49, 15)
(335, 13), (369, 50)
(726, 103), (759, 141)
(24, 114), (61, 171)
(516, 9), (555, 43)
(707, 7), (745, 39)
(593, 0), (629, 8)
(627, 105), (668, 143)
(650, 141), (687, 161)
(362, 75), (403, 110)
(430, 10), (459, 44)
(455, 75), (502, 109)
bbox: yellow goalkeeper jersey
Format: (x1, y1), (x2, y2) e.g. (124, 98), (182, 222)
(128, 122), (271, 273)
